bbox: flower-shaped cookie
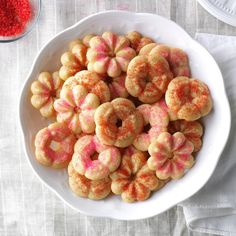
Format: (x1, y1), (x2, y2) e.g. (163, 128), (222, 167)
(31, 72), (64, 118)
(107, 74), (129, 99)
(140, 43), (191, 77)
(165, 77), (213, 121)
(148, 132), (194, 180)
(63, 70), (110, 103)
(168, 120), (203, 152)
(126, 31), (153, 53)
(72, 135), (121, 180)
(133, 103), (169, 151)
(35, 122), (76, 168)
(126, 54), (173, 103)
(59, 37), (90, 81)
(110, 146), (160, 203)
(95, 98), (143, 148)
(87, 32), (136, 77)
(54, 84), (100, 135)
(68, 162), (111, 200)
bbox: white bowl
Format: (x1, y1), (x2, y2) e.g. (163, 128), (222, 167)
(19, 11), (231, 220)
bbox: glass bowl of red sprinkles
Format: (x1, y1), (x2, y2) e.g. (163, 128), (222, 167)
(0, 0), (41, 42)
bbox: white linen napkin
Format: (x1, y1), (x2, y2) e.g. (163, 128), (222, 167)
(180, 33), (236, 236)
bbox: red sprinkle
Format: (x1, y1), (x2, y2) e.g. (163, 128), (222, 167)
(0, 0), (31, 37)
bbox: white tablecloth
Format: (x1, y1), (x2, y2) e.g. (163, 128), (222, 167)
(181, 33), (236, 236)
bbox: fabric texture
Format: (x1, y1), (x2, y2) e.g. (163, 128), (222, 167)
(181, 33), (236, 236)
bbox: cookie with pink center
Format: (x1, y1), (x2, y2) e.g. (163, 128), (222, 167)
(107, 73), (129, 99)
(94, 98), (143, 148)
(125, 54), (173, 103)
(87, 32), (136, 77)
(168, 120), (203, 152)
(35, 122), (76, 168)
(31, 72), (64, 118)
(126, 31), (153, 53)
(72, 135), (121, 180)
(140, 43), (191, 77)
(68, 161), (111, 200)
(54, 84), (100, 135)
(63, 70), (110, 103)
(110, 146), (164, 203)
(148, 132), (194, 180)
(133, 103), (169, 151)
(165, 77), (213, 121)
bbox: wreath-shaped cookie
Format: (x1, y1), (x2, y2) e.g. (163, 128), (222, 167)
(35, 122), (76, 168)
(165, 77), (213, 121)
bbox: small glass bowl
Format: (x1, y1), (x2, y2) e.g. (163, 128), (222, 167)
(0, 0), (41, 43)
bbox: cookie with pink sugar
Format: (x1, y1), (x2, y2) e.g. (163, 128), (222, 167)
(72, 135), (121, 180)
(133, 103), (169, 151)
(31, 71), (64, 118)
(125, 54), (173, 103)
(68, 162), (111, 200)
(35, 122), (76, 168)
(165, 77), (213, 121)
(148, 132), (194, 180)
(94, 98), (143, 148)
(110, 146), (163, 203)
(139, 43), (191, 77)
(168, 120), (203, 152)
(63, 70), (110, 103)
(54, 84), (100, 135)
(87, 32), (136, 77)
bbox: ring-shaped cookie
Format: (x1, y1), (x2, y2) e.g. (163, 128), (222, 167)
(133, 103), (169, 151)
(94, 98), (143, 147)
(35, 122), (76, 168)
(165, 77), (213, 121)
(72, 135), (121, 180)
(125, 54), (173, 103)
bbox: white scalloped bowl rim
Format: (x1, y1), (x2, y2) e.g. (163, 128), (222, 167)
(197, 0), (236, 27)
(19, 11), (231, 220)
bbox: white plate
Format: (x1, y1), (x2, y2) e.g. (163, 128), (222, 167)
(19, 11), (231, 220)
(198, 0), (236, 27)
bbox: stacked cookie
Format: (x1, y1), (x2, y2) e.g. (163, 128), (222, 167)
(31, 31), (212, 203)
